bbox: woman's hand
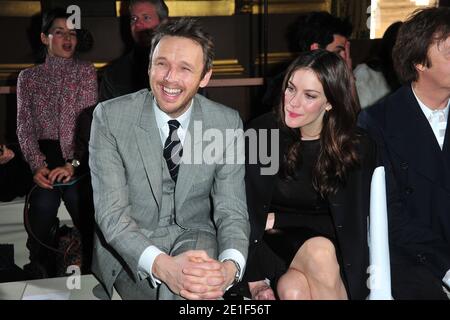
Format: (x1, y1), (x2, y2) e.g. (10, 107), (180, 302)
(0, 145), (15, 165)
(248, 280), (276, 300)
(33, 166), (52, 189)
(265, 212), (275, 230)
(48, 163), (74, 185)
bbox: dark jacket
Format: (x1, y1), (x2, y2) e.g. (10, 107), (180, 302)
(245, 112), (377, 300)
(99, 47), (150, 102)
(359, 85), (450, 280)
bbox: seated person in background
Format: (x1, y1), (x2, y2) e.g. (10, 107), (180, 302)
(16, 8), (98, 278)
(99, 0), (168, 101)
(263, 11), (353, 111)
(359, 7), (450, 300)
(354, 21), (402, 109)
(244, 50), (377, 300)
(0, 144), (32, 202)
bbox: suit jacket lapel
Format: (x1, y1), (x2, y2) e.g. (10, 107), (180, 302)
(386, 86), (446, 190)
(134, 92), (163, 209)
(175, 97), (204, 210)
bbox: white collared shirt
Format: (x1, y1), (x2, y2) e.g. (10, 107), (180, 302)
(152, 98), (193, 146)
(412, 86), (450, 150)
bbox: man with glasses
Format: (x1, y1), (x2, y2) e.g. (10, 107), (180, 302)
(99, 0), (168, 101)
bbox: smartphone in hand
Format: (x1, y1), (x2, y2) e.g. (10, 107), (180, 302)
(52, 176), (81, 187)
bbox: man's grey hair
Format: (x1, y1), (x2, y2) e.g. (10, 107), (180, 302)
(129, 0), (169, 21)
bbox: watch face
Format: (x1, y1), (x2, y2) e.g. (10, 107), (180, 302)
(72, 159), (80, 168)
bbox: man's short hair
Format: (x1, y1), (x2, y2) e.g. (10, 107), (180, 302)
(393, 7), (450, 84)
(129, 0), (169, 21)
(293, 11), (352, 52)
(149, 18), (214, 78)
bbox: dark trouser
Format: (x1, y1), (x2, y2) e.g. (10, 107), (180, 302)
(25, 177), (94, 278)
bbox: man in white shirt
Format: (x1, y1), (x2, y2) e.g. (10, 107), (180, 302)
(359, 7), (450, 299)
(89, 18), (249, 300)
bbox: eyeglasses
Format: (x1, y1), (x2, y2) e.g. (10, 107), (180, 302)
(49, 29), (77, 39)
(130, 15), (154, 25)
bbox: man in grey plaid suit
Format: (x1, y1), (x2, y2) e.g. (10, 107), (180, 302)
(89, 18), (249, 300)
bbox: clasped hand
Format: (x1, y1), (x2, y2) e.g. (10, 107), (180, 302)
(154, 250), (237, 300)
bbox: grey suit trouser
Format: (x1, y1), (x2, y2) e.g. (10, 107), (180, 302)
(114, 224), (217, 300)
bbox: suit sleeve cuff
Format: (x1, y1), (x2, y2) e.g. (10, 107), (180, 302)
(137, 245), (165, 287)
(443, 269), (450, 288)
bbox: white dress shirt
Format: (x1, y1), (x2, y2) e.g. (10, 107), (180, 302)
(412, 86), (450, 150)
(137, 98), (245, 289)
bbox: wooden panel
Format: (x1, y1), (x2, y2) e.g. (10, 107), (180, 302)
(240, 0), (331, 14)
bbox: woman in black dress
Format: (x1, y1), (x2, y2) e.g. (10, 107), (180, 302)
(244, 50), (377, 299)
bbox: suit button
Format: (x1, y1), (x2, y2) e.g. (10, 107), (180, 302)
(336, 225), (343, 229)
(417, 254), (426, 263)
(401, 162), (408, 170)
(254, 239), (258, 243)
(112, 270), (116, 276)
(405, 187), (413, 195)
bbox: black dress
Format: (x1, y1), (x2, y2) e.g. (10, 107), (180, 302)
(263, 139), (337, 265)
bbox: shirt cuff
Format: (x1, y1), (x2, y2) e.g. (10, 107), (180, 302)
(218, 249), (246, 292)
(443, 269), (450, 288)
(137, 245), (165, 287)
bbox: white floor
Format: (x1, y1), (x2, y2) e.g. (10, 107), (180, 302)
(0, 197), (72, 269)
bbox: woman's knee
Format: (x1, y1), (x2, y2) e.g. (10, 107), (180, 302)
(277, 269), (311, 300)
(298, 237), (341, 285)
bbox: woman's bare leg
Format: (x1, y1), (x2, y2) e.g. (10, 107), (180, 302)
(290, 237), (347, 300)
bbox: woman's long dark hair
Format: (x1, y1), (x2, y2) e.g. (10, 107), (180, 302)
(278, 50), (360, 197)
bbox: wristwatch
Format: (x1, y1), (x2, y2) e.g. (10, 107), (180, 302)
(223, 259), (241, 286)
(67, 159), (81, 168)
